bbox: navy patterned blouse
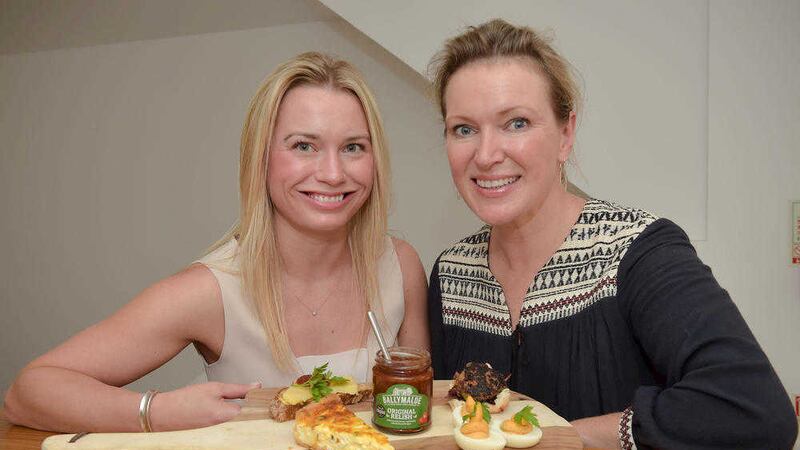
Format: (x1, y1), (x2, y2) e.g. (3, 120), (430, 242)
(428, 199), (797, 449)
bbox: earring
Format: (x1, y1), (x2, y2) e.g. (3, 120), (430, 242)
(559, 161), (568, 192)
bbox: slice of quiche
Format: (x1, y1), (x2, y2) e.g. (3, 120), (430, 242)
(293, 394), (394, 450)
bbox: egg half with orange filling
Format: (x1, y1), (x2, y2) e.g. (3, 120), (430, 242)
(491, 405), (543, 448)
(451, 399), (507, 450)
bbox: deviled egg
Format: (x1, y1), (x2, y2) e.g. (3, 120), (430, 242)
(492, 405), (543, 448)
(450, 395), (478, 427)
(452, 400), (507, 450)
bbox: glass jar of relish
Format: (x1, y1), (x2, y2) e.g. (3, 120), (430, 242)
(372, 346), (433, 434)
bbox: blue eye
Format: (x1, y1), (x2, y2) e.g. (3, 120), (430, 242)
(294, 142), (313, 152)
(453, 125), (475, 137)
(509, 118), (529, 130)
(343, 143), (364, 153)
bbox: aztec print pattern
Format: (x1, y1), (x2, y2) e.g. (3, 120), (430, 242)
(619, 406), (637, 450)
(437, 199), (657, 336)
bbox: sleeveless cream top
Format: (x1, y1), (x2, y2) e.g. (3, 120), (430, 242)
(194, 237), (404, 385)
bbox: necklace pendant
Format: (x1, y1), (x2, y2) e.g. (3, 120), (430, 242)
(311, 311), (318, 317)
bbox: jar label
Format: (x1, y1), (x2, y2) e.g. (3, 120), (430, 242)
(373, 383), (429, 430)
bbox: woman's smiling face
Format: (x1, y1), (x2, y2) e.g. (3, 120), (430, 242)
(267, 84), (374, 235)
(444, 57), (575, 228)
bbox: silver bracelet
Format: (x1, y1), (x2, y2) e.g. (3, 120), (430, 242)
(138, 389), (159, 432)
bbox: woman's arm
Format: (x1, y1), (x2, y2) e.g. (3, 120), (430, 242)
(3, 264), (257, 432)
(611, 219), (797, 449)
(393, 238), (430, 350)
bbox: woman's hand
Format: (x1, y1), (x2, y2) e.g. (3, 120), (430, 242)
(570, 413), (622, 450)
(149, 382), (261, 431)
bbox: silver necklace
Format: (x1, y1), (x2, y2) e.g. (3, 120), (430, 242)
(291, 282), (340, 317)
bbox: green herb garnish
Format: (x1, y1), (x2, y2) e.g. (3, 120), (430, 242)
(481, 402), (491, 422)
(461, 409), (473, 423)
(294, 363), (349, 401)
(463, 401), (492, 424)
(513, 405), (540, 427)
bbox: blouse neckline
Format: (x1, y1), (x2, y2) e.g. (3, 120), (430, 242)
(482, 198), (596, 328)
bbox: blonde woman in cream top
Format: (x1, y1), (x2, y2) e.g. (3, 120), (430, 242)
(196, 235), (408, 385)
(4, 52), (429, 433)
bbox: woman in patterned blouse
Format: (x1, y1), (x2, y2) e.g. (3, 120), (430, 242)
(427, 19), (796, 449)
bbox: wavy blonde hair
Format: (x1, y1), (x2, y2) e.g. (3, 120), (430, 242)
(208, 52), (391, 373)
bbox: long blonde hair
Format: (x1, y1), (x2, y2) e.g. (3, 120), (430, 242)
(209, 52), (391, 373)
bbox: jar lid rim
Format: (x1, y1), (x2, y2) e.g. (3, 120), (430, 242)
(375, 346), (431, 366)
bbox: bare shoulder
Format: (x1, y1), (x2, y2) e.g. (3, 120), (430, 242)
(84, 262), (224, 344)
(390, 237), (427, 294)
(391, 238), (430, 349)
(155, 263), (220, 301)
(148, 263), (223, 338)
(391, 237), (423, 270)
(127, 263), (221, 316)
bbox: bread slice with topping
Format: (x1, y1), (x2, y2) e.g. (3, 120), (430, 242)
(268, 378), (372, 422)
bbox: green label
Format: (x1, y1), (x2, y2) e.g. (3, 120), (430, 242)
(373, 384), (429, 430)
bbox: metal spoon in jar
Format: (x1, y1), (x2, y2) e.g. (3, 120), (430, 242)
(367, 310), (392, 362)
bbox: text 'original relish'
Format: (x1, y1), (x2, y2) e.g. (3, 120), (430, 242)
(372, 347), (433, 433)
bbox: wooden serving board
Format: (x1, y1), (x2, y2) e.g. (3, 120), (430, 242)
(42, 380), (582, 449)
